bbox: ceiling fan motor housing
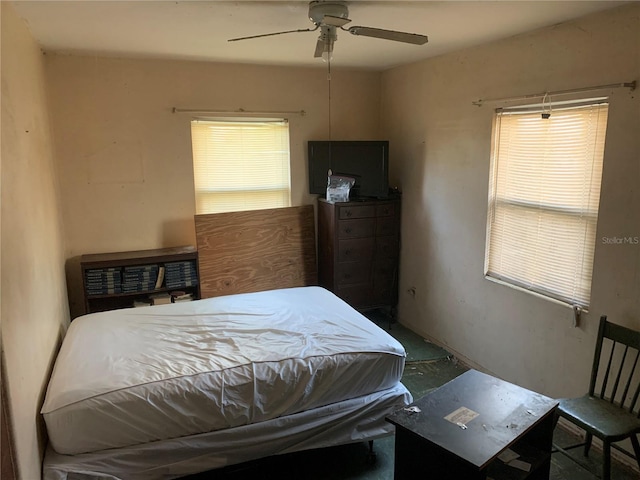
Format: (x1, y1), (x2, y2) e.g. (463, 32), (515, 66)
(308, 1), (349, 25)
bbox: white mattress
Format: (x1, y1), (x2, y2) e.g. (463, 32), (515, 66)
(42, 286), (407, 455)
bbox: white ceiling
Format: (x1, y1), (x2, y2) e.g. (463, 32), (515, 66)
(11, 1), (631, 71)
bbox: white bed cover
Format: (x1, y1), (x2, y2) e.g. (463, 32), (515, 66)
(42, 287), (408, 455)
(44, 383), (412, 480)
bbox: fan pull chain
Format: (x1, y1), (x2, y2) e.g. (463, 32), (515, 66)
(327, 55), (332, 141)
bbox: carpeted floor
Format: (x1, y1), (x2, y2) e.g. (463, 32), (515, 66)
(379, 322), (450, 363)
(184, 313), (638, 480)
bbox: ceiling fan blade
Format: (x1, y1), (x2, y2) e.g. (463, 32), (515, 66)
(314, 38), (325, 58)
(228, 26), (317, 42)
(323, 15), (351, 28)
(346, 26), (428, 45)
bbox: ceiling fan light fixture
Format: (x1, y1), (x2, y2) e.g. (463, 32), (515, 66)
(316, 24), (337, 61)
(321, 41), (334, 62)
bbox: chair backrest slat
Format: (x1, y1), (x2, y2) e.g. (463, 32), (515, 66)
(632, 382), (640, 418)
(599, 342), (616, 400)
(621, 349), (640, 410)
(589, 316), (608, 396)
(609, 345), (628, 405)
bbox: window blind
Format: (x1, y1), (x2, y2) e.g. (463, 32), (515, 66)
(485, 102), (609, 308)
(191, 119), (291, 214)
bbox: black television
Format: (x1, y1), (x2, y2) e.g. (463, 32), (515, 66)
(308, 140), (390, 199)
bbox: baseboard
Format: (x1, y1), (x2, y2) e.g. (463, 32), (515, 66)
(396, 320), (497, 376)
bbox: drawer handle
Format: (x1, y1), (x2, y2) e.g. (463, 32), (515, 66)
(344, 227), (352, 234)
(345, 210), (353, 217)
(344, 249), (352, 256)
(382, 208), (390, 215)
(343, 273), (352, 279)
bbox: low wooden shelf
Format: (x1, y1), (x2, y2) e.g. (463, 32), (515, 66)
(80, 246), (200, 315)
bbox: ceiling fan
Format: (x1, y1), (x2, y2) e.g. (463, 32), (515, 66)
(228, 1), (428, 60)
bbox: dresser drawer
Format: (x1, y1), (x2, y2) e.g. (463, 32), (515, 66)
(376, 203), (397, 217)
(372, 281), (395, 306)
(338, 205), (376, 219)
(376, 236), (399, 259)
(376, 216), (398, 237)
(338, 218), (375, 238)
(336, 262), (371, 286)
(372, 259), (397, 305)
(335, 285), (371, 308)
(373, 258), (398, 279)
(338, 238), (374, 263)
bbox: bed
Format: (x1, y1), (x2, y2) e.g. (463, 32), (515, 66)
(41, 286), (412, 480)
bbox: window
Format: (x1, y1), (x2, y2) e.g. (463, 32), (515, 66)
(484, 100), (609, 308)
(191, 119), (291, 214)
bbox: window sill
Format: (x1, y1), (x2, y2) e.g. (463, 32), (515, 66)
(483, 274), (590, 314)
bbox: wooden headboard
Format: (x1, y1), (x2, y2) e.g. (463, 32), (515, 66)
(195, 205), (317, 299)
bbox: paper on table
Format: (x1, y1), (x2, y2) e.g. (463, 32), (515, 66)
(444, 406), (479, 427)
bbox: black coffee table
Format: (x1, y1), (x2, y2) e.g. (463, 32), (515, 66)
(386, 369), (558, 479)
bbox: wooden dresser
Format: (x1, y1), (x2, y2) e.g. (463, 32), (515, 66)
(317, 196), (400, 312)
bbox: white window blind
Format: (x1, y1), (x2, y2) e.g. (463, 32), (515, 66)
(191, 119), (291, 214)
(485, 102), (609, 308)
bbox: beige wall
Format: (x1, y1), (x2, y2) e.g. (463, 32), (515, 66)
(382, 4), (640, 398)
(1, 3), (70, 479)
(3, 2), (638, 477)
(45, 55), (382, 318)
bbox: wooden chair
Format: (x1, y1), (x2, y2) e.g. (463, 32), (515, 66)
(554, 315), (640, 479)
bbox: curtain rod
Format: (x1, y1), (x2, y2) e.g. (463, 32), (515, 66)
(472, 80), (636, 107)
(172, 107), (306, 116)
